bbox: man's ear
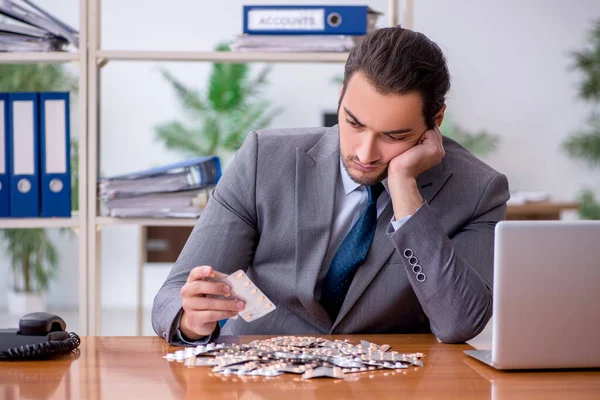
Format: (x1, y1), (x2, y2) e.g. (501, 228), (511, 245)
(434, 105), (447, 128)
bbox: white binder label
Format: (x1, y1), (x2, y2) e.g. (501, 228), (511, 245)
(44, 99), (67, 174)
(13, 101), (34, 175)
(248, 9), (325, 31)
(0, 100), (4, 174)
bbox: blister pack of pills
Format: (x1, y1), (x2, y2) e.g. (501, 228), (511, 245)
(208, 269), (276, 323)
(164, 336), (425, 379)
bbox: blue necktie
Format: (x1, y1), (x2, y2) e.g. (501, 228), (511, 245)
(320, 183), (385, 320)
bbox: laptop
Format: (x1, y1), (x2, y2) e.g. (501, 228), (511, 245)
(464, 220), (600, 370)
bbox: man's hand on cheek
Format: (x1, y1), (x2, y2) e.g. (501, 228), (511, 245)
(388, 126), (445, 181)
(387, 126), (445, 220)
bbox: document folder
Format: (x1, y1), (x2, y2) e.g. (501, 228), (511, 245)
(0, 0), (78, 46)
(8, 92), (40, 218)
(39, 92), (71, 217)
(243, 5), (381, 36)
(101, 156), (221, 189)
(0, 93), (9, 217)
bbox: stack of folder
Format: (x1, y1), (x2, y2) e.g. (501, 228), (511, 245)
(0, 92), (72, 218)
(230, 5), (381, 52)
(0, 0), (78, 52)
(99, 156), (221, 218)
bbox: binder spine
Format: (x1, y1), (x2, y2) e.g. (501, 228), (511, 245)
(0, 93), (10, 217)
(40, 92), (71, 217)
(243, 5), (370, 36)
(8, 92), (40, 218)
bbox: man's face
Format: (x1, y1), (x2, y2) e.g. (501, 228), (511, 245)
(338, 71), (429, 185)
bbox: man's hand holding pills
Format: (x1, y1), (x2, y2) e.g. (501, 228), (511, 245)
(179, 266), (245, 340)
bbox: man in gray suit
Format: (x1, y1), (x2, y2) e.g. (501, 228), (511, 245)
(152, 26), (510, 345)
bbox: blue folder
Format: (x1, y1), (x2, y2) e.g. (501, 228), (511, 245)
(102, 156), (222, 186)
(243, 5), (380, 36)
(8, 92), (40, 218)
(0, 93), (10, 217)
(39, 92), (71, 217)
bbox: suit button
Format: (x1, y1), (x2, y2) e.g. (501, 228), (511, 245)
(408, 256), (418, 265)
(403, 249), (414, 258)
(412, 265), (422, 274)
(416, 273), (426, 282)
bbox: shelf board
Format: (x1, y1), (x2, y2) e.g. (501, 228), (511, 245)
(97, 50), (348, 63)
(96, 216), (198, 227)
(0, 216), (80, 229)
(0, 52), (79, 64)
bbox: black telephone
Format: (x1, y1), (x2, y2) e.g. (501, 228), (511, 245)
(0, 312), (80, 361)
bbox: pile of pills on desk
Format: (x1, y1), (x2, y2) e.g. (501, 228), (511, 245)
(164, 336), (424, 379)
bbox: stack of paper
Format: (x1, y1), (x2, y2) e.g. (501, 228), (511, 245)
(0, 0), (78, 52)
(99, 156), (221, 218)
(230, 35), (360, 52)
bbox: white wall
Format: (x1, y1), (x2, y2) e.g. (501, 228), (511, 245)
(414, 0), (600, 198)
(1, 0), (599, 311)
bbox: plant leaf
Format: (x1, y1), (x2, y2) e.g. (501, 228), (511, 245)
(569, 19), (600, 102)
(155, 120), (209, 156)
(578, 190), (600, 219)
(159, 67), (208, 117)
(441, 117), (499, 156)
(563, 114), (600, 168)
(208, 62), (249, 111)
(0, 64), (77, 93)
(155, 43), (279, 158)
(244, 65), (272, 98)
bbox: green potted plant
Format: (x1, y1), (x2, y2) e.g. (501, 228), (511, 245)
(0, 63), (78, 314)
(154, 43), (281, 161)
(562, 18), (600, 219)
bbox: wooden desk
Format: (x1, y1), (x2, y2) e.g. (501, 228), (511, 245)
(1, 335), (599, 399)
(506, 202), (579, 220)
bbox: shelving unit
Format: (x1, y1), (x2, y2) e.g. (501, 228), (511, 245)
(0, 0), (416, 336)
(0, 52), (79, 63)
(96, 50), (349, 64)
(95, 217), (198, 227)
(78, 0), (411, 335)
(0, 216), (80, 229)
(0, 2), (88, 334)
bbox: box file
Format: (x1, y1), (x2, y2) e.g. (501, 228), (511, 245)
(243, 5), (381, 36)
(0, 93), (10, 217)
(39, 92), (71, 217)
(8, 92), (40, 218)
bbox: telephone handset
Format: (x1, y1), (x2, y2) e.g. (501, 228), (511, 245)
(0, 312), (80, 361)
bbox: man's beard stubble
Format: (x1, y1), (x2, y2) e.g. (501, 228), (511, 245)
(341, 155), (388, 186)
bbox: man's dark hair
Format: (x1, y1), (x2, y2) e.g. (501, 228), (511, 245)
(341, 26), (450, 129)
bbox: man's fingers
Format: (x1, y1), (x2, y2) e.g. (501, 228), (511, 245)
(186, 310), (240, 328)
(181, 280), (231, 297)
(187, 265), (213, 283)
(182, 296), (245, 312)
(433, 125), (444, 146)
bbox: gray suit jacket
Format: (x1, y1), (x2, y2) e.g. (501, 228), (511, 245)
(152, 125), (510, 343)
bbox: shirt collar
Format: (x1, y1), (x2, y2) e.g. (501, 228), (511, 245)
(339, 158), (389, 196)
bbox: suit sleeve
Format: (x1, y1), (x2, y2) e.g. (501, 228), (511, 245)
(151, 132), (260, 343)
(386, 173), (510, 343)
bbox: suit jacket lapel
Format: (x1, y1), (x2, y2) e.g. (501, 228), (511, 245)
(331, 161), (453, 331)
(295, 126), (339, 331)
